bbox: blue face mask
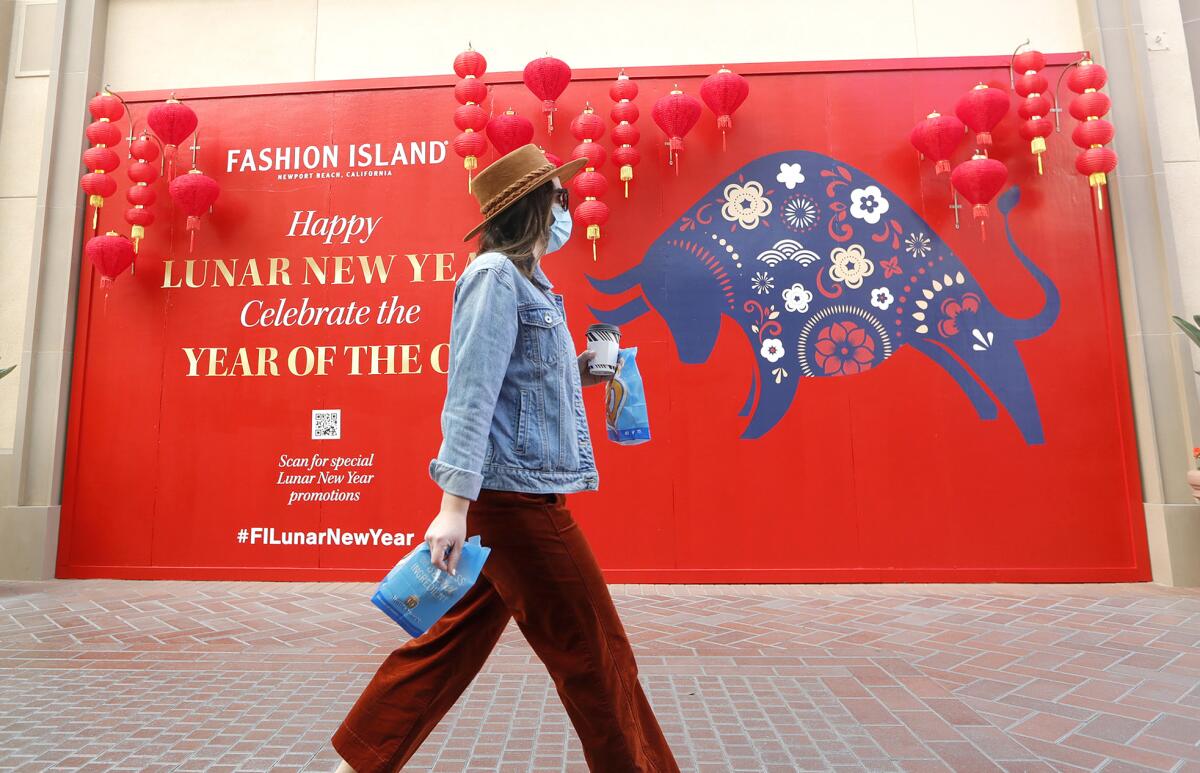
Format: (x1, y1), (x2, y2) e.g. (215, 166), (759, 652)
(545, 203), (573, 255)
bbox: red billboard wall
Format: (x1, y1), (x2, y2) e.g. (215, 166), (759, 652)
(57, 56), (1148, 582)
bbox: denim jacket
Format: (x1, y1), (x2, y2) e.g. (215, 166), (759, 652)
(429, 252), (599, 500)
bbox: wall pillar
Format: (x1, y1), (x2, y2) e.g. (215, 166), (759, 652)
(1077, 0), (1200, 585)
(0, 0), (107, 580)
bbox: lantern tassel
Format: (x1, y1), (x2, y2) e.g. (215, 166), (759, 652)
(91, 206), (99, 235)
(722, 129), (727, 152)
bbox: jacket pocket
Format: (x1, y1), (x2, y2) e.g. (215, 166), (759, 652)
(514, 387), (546, 465)
(518, 305), (564, 365)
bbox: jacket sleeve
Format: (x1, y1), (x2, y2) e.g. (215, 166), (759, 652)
(428, 264), (519, 500)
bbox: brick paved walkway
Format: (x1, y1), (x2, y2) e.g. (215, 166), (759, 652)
(2, 581), (1199, 772)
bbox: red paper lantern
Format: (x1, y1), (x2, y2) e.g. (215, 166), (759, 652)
(454, 78), (488, 106)
(126, 181), (156, 205)
(951, 153), (1008, 239)
(955, 83), (1009, 147)
(125, 132), (161, 254)
(454, 104), (488, 132)
(85, 232), (135, 287)
(611, 100), (639, 124)
(1075, 146), (1118, 188)
(451, 46), (489, 191)
(130, 134), (160, 162)
(1013, 49), (1046, 74)
(700, 67), (749, 150)
(1068, 57), (1118, 209)
(909, 111), (963, 175)
(168, 168), (220, 252)
(88, 93), (123, 122)
(453, 47), (487, 79)
(1017, 94), (1052, 120)
(486, 109), (535, 156)
(609, 71), (641, 198)
(571, 140), (607, 170)
(574, 199), (610, 261)
(541, 147), (563, 167)
(1068, 60), (1108, 92)
(1069, 90), (1110, 121)
(80, 89), (125, 234)
(1012, 49), (1052, 174)
(80, 172), (117, 199)
(571, 104), (609, 259)
(84, 146), (119, 173)
(652, 86), (702, 174)
(1071, 118), (1114, 148)
(86, 120), (121, 147)
(523, 56), (572, 134)
(147, 96), (197, 178)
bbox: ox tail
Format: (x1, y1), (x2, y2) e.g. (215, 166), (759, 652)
(998, 186), (1061, 341)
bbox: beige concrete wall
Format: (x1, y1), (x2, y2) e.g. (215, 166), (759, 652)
(0, 0), (52, 452)
(98, 0), (1084, 90)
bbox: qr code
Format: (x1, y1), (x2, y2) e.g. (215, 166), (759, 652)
(312, 409), (341, 440)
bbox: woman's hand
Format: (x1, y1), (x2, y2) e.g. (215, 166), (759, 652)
(578, 350), (613, 388)
(425, 492), (469, 575)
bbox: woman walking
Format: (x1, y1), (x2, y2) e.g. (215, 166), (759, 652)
(331, 145), (680, 773)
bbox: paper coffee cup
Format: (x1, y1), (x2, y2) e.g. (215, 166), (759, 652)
(586, 323), (621, 376)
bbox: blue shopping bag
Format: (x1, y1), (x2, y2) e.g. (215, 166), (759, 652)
(605, 347), (651, 445)
(371, 535), (492, 638)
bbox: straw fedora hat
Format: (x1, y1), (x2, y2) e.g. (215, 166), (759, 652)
(462, 144), (586, 241)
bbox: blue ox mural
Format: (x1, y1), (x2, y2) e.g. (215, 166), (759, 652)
(588, 151), (1060, 443)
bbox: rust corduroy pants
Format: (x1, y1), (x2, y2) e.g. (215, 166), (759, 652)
(332, 489), (680, 772)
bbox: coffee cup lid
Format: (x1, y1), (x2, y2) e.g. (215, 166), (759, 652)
(587, 323), (621, 334)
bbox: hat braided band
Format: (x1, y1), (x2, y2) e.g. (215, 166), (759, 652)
(480, 163), (557, 218)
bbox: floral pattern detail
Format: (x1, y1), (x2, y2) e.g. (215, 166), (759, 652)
(880, 256), (902, 278)
(870, 287), (894, 311)
(745, 300), (785, 376)
(782, 283), (814, 313)
(776, 162), (805, 189)
(821, 166), (855, 242)
(721, 180), (773, 229)
(972, 328), (995, 351)
(813, 321), (876, 376)
(849, 185), (890, 225)
(828, 244), (875, 289)
(904, 231), (932, 259)
(938, 293), (982, 338)
(751, 271), (775, 295)
(761, 338), (785, 363)
(781, 195), (820, 232)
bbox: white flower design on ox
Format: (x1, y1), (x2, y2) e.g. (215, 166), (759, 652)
(760, 338), (785, 363)
(871, 287), (894, 311)
(829, 244), (875, 289)
(782, 283), (814, 313)
(776, 162), (805, 190)
(849, 184), (890, 225)
(721, 180), (773, 229)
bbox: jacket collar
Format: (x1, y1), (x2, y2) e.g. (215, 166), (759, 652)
(531, 261), (554, 292)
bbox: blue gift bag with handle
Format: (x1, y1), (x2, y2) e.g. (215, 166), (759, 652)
(371, 535), (491, 638)
(606, 347), (651, 445)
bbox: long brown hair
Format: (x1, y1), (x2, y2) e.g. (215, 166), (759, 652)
(477, 182), (555, 278)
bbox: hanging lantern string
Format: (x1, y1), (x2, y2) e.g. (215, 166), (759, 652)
(1054, 52), (1091, 131)
(1008, 38), (1031, 91)
(103, 84), (136, 156)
